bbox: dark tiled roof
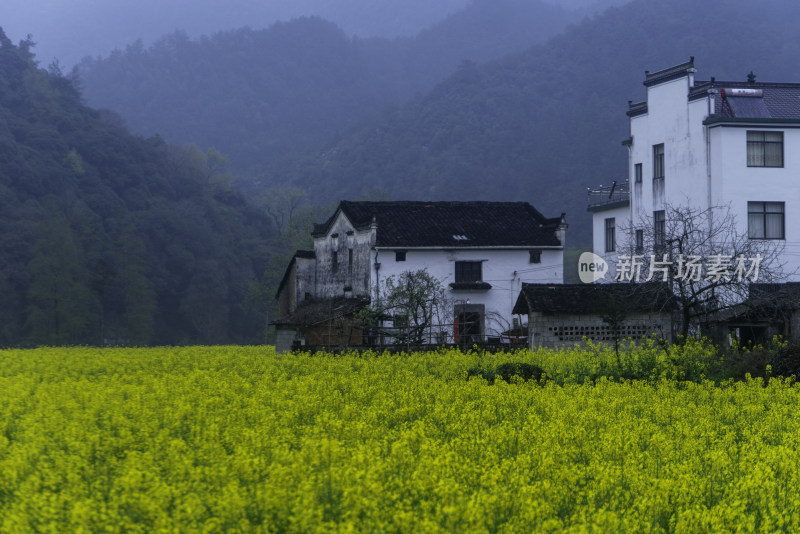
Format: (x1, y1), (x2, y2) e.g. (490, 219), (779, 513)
(271, 297), (368, 327)
(691, 81), (800, 121)
(313, 201), (564, 247)
(513, 283), (674, 316)
(746, 283), (800, 310)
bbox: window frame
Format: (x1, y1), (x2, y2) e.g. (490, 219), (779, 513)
(604, 217), (616, 253)
(395, 250), (407, 262)
(653, 144), (665, 180)
(748, 201), (785, 240)
(653, 210), (666, 249)
(635, 229), (644, 254)
(634, 163), (643, 184)
(747, 131), (784, 168)
(529, 250), (542, 264)
(455, 261), (483, 283)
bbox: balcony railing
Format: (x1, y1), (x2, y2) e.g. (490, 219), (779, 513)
(587, 180), (630, 210)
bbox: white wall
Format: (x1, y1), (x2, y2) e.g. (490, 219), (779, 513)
(710, 125), (800, 278)
(591, 204), (630, 281)
(371, 247), (563, 338)
(598, 70), (800, 282)
(629, 76), (710, 219)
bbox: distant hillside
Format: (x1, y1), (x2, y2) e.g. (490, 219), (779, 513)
(76, 1), (574, 180)
(285, 0), (800, 246)
(0, 30), (276, 346)
(0, 0), (471, 68)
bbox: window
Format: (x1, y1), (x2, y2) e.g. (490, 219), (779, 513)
(332, 251), (338, 272)
(653, 144), (665, 180)
(395, 250), (406, 262)
(634, 163), (643, 183)
(748, 201), (785, 239)
(604, 218), (616, 252)
(635, 229), (644, 254)
(529, 250), (541, 264)
(455, 261), (482, 283)
(348, 249), (353, 268)
(654, 210), (666, 249)
(747, 131), (783, 167)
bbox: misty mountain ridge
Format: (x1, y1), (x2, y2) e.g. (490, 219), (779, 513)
(77, 0), (578, 178)
(1, 0), (634, 69)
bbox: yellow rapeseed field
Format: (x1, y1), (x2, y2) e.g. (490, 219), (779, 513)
(0, 344), (798, 532)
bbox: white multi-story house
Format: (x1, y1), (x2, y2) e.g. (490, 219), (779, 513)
(590, 57), (800, 282)
(274, 201), (567, 351)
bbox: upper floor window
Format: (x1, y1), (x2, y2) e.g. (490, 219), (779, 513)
(653, 144), (665, 180)
(634, 163), (643, 184)
(604, 217), (616, 253)
(747, 131), (783, 167)
(332, 251), (338, 272)
(635, 229), (644, 254)
(348, 249), (353, 268)
(529, 250), (541, 264)
(395, 250), (406, 262)
(654, 210), (666, 249)
(455, 261), (482, 283)
(748, 201), (785, 239)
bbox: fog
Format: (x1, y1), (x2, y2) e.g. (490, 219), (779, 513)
(0, 0), (624, 68)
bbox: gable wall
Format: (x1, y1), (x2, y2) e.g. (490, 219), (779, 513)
(313, 212), (373, 299)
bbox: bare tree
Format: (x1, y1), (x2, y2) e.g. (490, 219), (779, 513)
(617, 203), (787, 340)
(358, 269), (452, 348)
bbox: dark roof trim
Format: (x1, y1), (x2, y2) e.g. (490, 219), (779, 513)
(643, 57), (695, 88)
(621, 137), (633, 147)
(449, 282), (492, 290)
(627, 102), (648, 117)
(587, 200), (630, 213)
(513, 282), (675, 315)
(703, 117), (800, 126)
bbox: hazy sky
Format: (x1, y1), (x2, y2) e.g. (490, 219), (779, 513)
(0, 0), (611, 68)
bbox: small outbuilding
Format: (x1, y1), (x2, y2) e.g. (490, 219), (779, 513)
(512, 283), (675, 349)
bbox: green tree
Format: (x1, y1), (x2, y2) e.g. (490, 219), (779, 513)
(25, 212), (95, 344)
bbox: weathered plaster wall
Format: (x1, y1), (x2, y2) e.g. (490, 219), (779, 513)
(527, 311), (672, 349)
(313, 212), (374, 299)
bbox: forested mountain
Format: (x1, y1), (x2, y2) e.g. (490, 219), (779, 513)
(76, 1), (575, 181)
(0, 30), (276, 347)
(286, 0), (800, 245)
(1, 0), (472, 68)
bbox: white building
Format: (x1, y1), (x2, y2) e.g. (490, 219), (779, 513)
(591, 57), (800, 282)
(274, 201), (567, 351)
